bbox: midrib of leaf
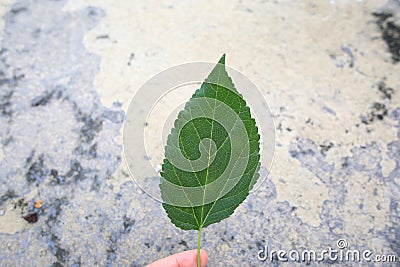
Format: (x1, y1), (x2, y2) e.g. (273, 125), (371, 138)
(199, 67), (221, 229)
(201, 139), (249, 225)
(199, 63), (248, 228)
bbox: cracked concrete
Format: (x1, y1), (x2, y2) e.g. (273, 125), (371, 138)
(0, 0), (399, 266)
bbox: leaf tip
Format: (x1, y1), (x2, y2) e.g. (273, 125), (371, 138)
(218, 54), (226, 65)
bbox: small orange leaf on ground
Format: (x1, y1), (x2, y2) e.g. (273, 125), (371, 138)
(34, 200), (42, 209)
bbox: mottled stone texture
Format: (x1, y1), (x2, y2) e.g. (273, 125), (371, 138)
(0, 0), (400, 266)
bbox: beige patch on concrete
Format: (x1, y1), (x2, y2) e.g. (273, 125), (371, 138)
(0, 188), (38, 234)
(0, 204), (27, 234)
(381, 156), (396, 178)
(0, 0), (14, 48)
(271, 146), (329, 227)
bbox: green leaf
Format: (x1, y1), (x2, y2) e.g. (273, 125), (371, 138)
(160, 54), (260, 231)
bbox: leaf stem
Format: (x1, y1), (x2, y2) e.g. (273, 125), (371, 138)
(197, 227), (202, 267)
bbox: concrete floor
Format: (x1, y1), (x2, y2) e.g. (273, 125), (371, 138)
(0, 0), (399, 266)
